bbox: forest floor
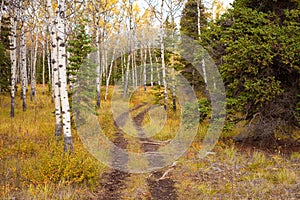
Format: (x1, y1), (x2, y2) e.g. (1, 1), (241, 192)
(0, 85), (299, 199)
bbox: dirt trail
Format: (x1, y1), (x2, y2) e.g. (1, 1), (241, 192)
(94, 103), (148, 199)
(95, 131), (129, 200)
(95, 103), (177, 199)
(132, 106), (178, 200)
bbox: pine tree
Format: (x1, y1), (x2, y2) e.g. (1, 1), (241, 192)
(180, 0), (208, 40)
(67, 24), (93, 92)
(0, 15), (11, 94)
(203, 0), (300, 142)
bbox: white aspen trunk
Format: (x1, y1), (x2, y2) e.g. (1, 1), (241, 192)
(197, 0), (208, 90)
(42, 39), (46, 95)
(9, 15), (17, 117)
(160, 0), (167, 110)
(96, 31), (101, 107)
(169, 3), (177, 111)
(48, 39), (54, 100)
(121, 51), (125, 85)
(148, 44), (153, 87)
(16, 56), (19, 84)
(47, 0), (62, 137)
(140, 47), (144, 88)
(143, 46), (147, 91)
(57, 0), (73, 151)
(104, 47), (116, 101)
(197, 0), (201, 37)
(123, 53), (131, 98)
(95, 2), (102, 107)
(155, 56), (161, 86)
(20, 24), (27, 111)
(131, 51), (135, 88)
(133, 50), (138, 89)
(45, 32), (53, 96)
(31, 31), (38, 101)
(103, 44), (108, 90)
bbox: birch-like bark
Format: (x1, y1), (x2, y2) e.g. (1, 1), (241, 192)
(148, 44), (153, 87)
(57, 0), (73, 151)
(31, 31), (38, 101)
(160, 0), (167, 110)
(133, 50), (138, 89)
(123, 53), (131, 98)
(42, 39), (46, 95)
(168, 0), (177, 111)
(155, 56), (161, 86)
(131, 52), (135, 89)
(104, 47), (116, 101)
(95, 33), (101, 107)
(9, 15), (17, 117)
(197, 0), (208, 90)
(121, 51), (125, 85)
(20, 24), (27, 111)
(47, 0), (62, 137)
(143, 46), (147, 91)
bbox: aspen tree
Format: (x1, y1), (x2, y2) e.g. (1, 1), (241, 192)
(30, 31), (38, 101)
(20, 21), (27, 111)
(57, 0), (73, 151)
(47, 0), (62, 137)
(197, 0), (207, 90)
(9, 12), (17, 117)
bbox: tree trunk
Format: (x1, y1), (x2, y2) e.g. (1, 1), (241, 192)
(95, 30), (101, 107)
(197, 0), (208, 91)
(20, 25), (27, 111)
(9, 16), (17, 117)
(47, 0), (62, 137)
(105, 47), (116, 101)
(42, 39), (46, 95)
(148, 44), (153, 87)
(160, 0), (168, 110)
(143, 47), (147, 91)
(31, 31), (38, 101)
(155, 56), (161, 86)
(123, 53), (131, 98)
(57, 0), (73, 152)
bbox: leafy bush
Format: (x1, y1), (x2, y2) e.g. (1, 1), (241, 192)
(20, 142), (104, 187)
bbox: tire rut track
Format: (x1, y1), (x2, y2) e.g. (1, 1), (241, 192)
(95, 131), (129, 200)
(95, 103), (148, 199)
(132, 106), (178, 200)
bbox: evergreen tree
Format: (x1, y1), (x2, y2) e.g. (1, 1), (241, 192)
(67, 24), (93, 90)
(180, 0), (208, 40)
(0, 15), (11, 93)
(203, 0), (300, 142)
(179, 0), (210, 91)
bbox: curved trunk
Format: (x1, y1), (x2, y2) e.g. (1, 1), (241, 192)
(105, 47), (116, 101)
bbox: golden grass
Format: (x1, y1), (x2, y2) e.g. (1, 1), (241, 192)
(0, 85), (106, 199)
(1, 85), (299, 199)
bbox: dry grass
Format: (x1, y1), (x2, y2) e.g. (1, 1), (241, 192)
(1, 85), (299, 199)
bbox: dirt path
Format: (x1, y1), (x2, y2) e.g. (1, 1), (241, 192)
(95, 103), (178, 199)
(95, 131), (129, 200)
(132, 106), (178, 200)
(94, 103), (149, 199)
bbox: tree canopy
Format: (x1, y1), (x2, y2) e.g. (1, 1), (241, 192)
(202, 0), (300, 141)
